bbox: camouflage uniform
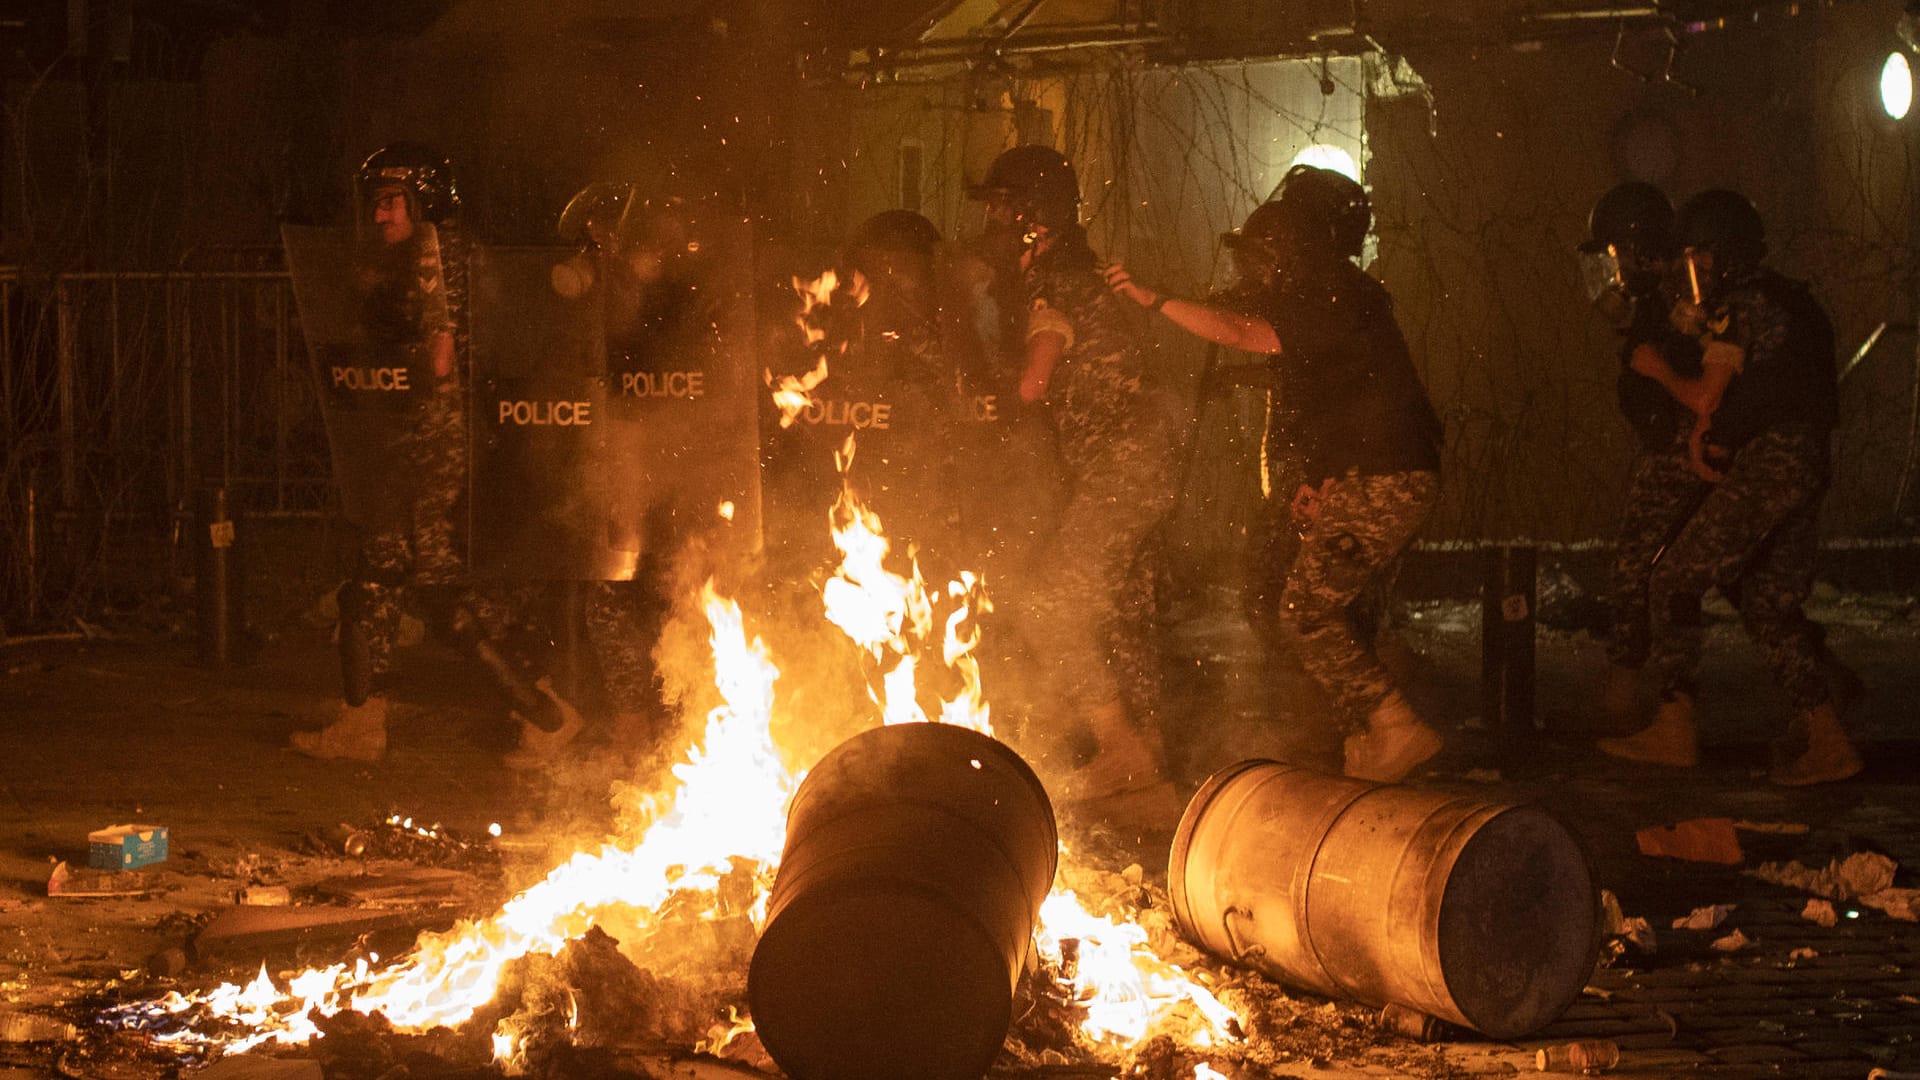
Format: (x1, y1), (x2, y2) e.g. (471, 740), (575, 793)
(340, 225), (477, 689)
(1604, 305), (1709, 669)
(1014, 239), (1181, 723)
(1252, 261), (1444, 733)
(1643, 269), (1838, 710)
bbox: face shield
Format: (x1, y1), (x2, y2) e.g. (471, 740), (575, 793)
(1578, 242), (1623, 304)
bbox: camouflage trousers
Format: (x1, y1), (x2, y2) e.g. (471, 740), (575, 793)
(1605, 437), (1711, 668)
(1016, 433), (1177, 722)
(1280, 468), (1439, 733)
(342, 422), (469, 680)
(1645, 428), (1830, 710)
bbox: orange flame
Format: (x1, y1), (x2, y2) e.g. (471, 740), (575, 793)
(120, 450), (1243, 1067)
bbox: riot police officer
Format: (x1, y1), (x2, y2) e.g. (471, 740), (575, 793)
(1106, 164), (1445, 783)
(293, 145), (578, 763)
(969, 145), (1182, 808)
(1599, 189), (1862, 785)
(1579, 182), (1712, 728)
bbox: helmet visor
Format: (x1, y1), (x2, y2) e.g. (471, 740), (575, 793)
(1578, 245), (1622, 304)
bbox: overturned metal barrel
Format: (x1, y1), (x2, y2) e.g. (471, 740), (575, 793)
(748, 723), (1057, 1080)
(1169, 761), (1598, 1039)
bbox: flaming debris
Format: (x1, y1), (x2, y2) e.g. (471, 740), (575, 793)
(107, 448), (1243, 1071)
(766, 267), (867, 427)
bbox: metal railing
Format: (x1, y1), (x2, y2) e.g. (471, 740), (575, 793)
(1, 267), (330, 630)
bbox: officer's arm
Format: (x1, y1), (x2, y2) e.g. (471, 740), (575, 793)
(1629, 340), (1737, 417)
(429, 329), (456, 381)
(1104, 262), (1281, 354)
(1157, 298), (1283, 354)
(1020, 328), (1065, 403)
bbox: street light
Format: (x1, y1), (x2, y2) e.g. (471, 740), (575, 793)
(1882, 50), (1912, 121)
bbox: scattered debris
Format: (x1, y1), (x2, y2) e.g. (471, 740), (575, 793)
(1635, 818), (1743, 865)
(1671, 904), (1733, 931)
(191, 904), (441, 966)
(1788, 947), (1819, 961)
(310, 867), (473, 907)
(0, 1011), (80, 1043)
(237, 885), (292, 907)
(1862, 887), (1920, 922)
(1536, 1038), (1618, 1073)
(46, 860), (148, 898)
(1802, 899), (1839, 927)
(87, 823), (169, 870)
(1708, 928), (1751, 953)
(193, 1056), (324, 1079)
(1730, 820), (1810, 836)
(1598, 890), (1656, 957)
(1749, 852), (1917, 921)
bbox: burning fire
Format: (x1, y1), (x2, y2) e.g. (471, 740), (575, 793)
(766, 267), (868, 427)
(108, 433), (1240, 1070)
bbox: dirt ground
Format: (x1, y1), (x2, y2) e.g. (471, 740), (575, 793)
(3, 565), (1918, 1079)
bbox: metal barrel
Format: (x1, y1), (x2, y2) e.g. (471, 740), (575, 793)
(1169, 761), (1598, 1039)
(748, 722), (1057, 1080)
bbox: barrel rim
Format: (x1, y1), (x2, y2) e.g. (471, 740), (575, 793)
(1437, 800), (1603, 1038)
(786, 721), (1060, 895)
(1167, 758), (1291, 944)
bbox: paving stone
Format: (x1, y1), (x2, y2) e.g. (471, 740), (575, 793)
(1705, 1043), (1808, 1064)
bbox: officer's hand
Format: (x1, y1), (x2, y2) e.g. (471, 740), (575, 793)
(1687, 417), (1726, 483)
(1102, 263), (1155, 309)
(1670, 298), (1708, 338)
(1628, 342), (1665, 380)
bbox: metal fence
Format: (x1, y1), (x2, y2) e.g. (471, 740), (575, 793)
(1, 268), (331, 631)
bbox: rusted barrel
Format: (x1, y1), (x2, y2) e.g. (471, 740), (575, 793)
(1169, 761), (1598, 1038)
(748, 723), (1057, 1080)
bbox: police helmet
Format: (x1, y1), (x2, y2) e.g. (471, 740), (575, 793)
(557, 181), (639, 246)
(849, 209), (942, 257)
(1227, 164), (1370, 261)
(967, 145), (1080, 230)
(1675, 188), (1765, 266)
(1584, 181), (1673, 257)
(356, 143), (460, 225)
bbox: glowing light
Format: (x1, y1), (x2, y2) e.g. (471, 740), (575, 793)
(718, 500), (736, 521)
(1883, 51), (1913, 120)
(1289, 143), (1361, 183)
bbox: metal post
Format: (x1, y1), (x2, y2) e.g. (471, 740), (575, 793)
(1480, 544), (1537, 746)
(55, 279), (77, 508)
(196, 484), (234, 666)
(273, 282), (290, 512)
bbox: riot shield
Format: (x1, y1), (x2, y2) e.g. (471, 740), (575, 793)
(282, 223), (455, 532)
(467, 219), (762, 581)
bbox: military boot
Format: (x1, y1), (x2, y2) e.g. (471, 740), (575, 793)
(1342, 690), (1442, 783)
(1596, 691), (1698, 767)
(1770, 702), (1863, 787)
(502, 679), (586, 772)
(291, 697), (388, 762)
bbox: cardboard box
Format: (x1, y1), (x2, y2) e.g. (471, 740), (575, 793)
(88, 824), (168, 870)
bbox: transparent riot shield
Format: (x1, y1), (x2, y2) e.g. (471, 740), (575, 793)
(282, 223), (454, 532)
(468, 221), (761, 581)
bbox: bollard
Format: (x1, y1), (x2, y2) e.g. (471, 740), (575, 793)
(195, 485), (238, 667)
(1481, 544), (1537, 740)
(748, 723), (1057, 1080)
(1170, 761), (1599, 1039)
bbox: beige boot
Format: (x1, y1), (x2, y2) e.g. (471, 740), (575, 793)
(1596, 692), (1698, 767)
(1599, 663), (1644, 730)
(1343, 691), (1442, 783)
(292, 697), (388, 762)
(1065, 698), (1166, 801)
(1770, 702), (1863, 787)
(502, 679), (585, 771)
